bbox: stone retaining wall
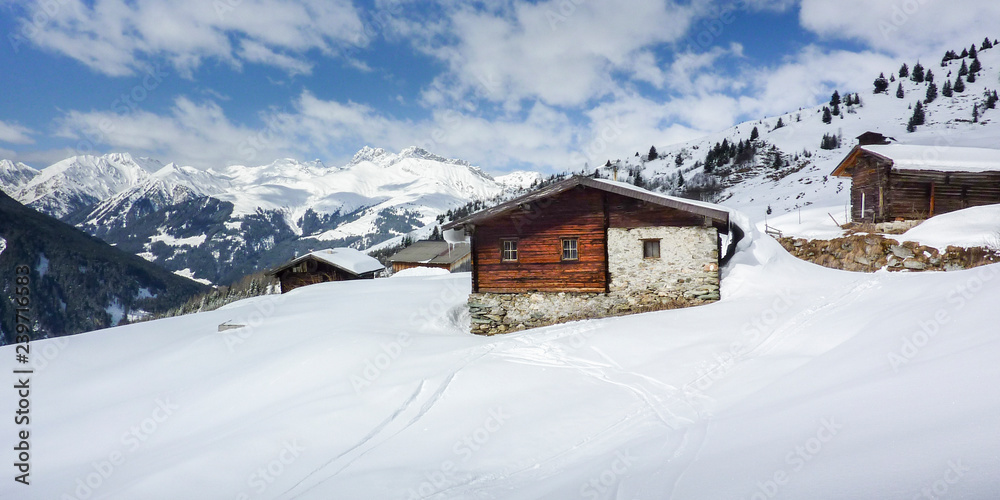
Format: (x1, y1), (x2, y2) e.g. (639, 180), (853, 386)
(777, 234), (999, 272)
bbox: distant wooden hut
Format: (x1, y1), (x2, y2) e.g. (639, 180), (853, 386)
(267, 248), (384, 294)
(832, 140), (1000, 222)
(388, 241), (471, 273)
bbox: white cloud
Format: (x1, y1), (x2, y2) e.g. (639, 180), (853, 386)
(798, 0), (1000, 57)
(738, 46), (897, 118)
(12, 0), (365, 77)
(0, 120), (35, 145)
(400, 0), (701, 107)
(55, 97), (289, 168)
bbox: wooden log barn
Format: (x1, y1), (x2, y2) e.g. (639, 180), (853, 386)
(388, 240), (471, 273)
(832, 136), (1000, 223)
(267, 248), (384, 294)
(442, 175), (742, 335)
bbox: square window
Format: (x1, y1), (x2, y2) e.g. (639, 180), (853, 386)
(501, 239), (518, 262)
(643, 239), (661, 259)
(562, 238), (578, 261)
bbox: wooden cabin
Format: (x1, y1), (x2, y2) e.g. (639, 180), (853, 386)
(388, 241), (471, 273)
(267, 248), (384, 294)
(832, 142), (1000, 223)
(442, 176), (741, 334)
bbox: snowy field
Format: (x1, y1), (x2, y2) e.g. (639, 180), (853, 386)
(3, 224), (1000, 499)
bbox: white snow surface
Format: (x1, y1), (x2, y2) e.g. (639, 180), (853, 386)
(897, 203), (1000, 251)
(862, 144), (1000, 172)
(0, 237), (5, 258)
(150, 231), (208, 247)
(390, 266), (452, 278)
(3, 224), (1000, 499)
(173, 268), (213, 286)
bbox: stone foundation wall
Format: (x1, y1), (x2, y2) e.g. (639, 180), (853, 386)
(468, 226), (721, 335)
(468, 291), (718, 335)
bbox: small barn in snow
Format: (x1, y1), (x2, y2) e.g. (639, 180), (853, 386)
(832, 140), (1000, 222)
(267, 248), (384, 294)
(388, 240), (471, 273)
(442, 175), (741, 335)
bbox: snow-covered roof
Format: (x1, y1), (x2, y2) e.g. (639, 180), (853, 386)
(388, 241), (470, 264)
(270, 248), (384, 276)
(861, 144), (1000, 173)
(443, 175), (732, 232)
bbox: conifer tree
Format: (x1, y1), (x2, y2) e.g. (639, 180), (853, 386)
(896, 83), (905, 98)
(774, 117), (785, 129)
(942, 80), (953, 97)
(973, 105), (979, 123)
(987, 90), (999, 109)
(969, 44), (978, 59)
(874, 73), (889, 93)
(925, 82), (938, 104)
(750, 126), (759, 141)
(899, 63), (909, 78)
(912, 62), (925, 82)
(982, 37), (993, 50)
(970, 57), (982, 74)
(960, 48), (969, 58)
(822, 107), (832, 124)
(954, 76), (965, 93)
(925, 69), (934, 83)
(648, 145), (658, 161)
(830, 90), (841, 107)
(967, 71), (976, 83)
(958, 60), (969, 76)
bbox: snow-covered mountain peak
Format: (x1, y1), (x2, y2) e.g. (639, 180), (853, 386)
(351, 145), (390, 165)
(0, 159), (39, 193)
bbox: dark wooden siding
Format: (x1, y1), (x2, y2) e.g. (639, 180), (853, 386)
(847, 151), (1000, 222)
(473, 187), (607, 293)
(277, 259), (366, 293)
(885, 170), (1000, 220)
(848, 156), (890, 222)
(606, 193), (707, 228)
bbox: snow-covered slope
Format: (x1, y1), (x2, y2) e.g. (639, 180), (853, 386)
(620, 42), (1000, 231)
(3, 222), (998, 498)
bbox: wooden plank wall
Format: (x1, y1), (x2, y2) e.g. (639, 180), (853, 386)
(278, 260), (355, 293)
(606, 194), (707, 228)
(473, 187), (607, 293)
(848, 156), (889, 222)
(887, 170), (1000, 220)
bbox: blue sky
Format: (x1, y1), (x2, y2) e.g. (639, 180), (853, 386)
(1, 0), (998, 175)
